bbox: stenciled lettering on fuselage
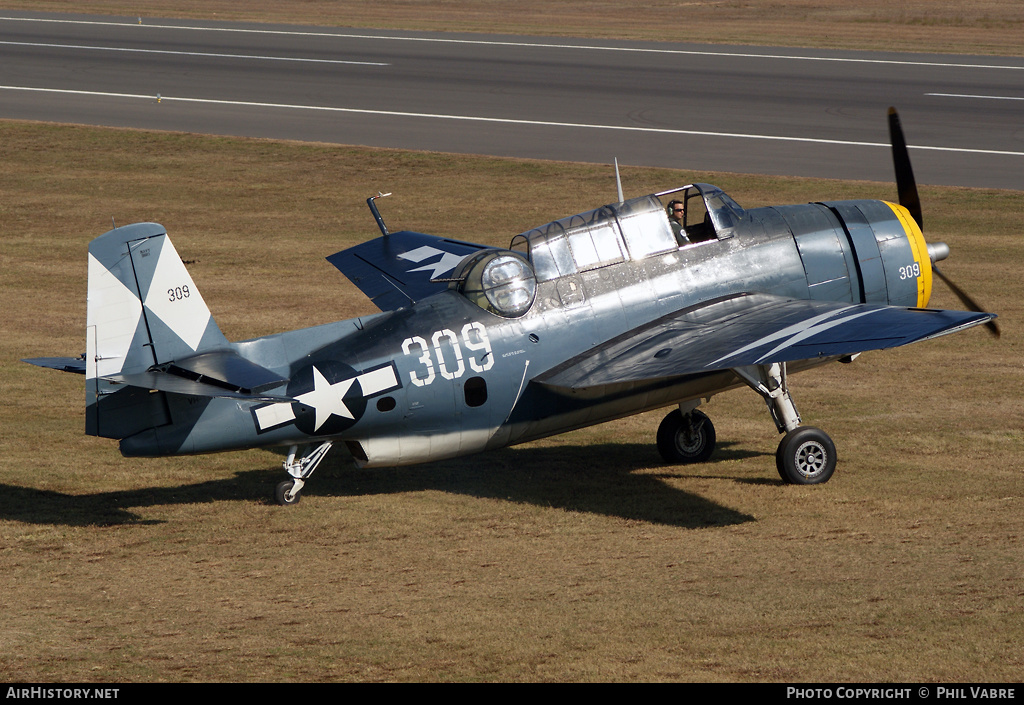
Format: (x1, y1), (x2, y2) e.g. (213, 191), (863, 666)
(400, 322), (494, 387)
(251, 361), (401, 436)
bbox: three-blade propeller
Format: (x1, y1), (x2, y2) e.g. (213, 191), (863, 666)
(887, 107), (1000, 338)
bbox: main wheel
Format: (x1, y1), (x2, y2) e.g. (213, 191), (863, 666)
(275, 479), (302, 506)
(657, 409), (716, 464)
(776, 427), (836, 485)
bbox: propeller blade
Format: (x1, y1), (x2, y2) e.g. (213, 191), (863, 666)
(888, 108), (997, 337)
(932, 264), (1000, 338)
(888, 107), (924, 231)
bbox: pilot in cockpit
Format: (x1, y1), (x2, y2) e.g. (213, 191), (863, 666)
(666, 200), (690, 246)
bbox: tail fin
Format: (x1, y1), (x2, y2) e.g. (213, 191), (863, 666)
(87, 223), (227, 376)
(86, 223), (228, 437)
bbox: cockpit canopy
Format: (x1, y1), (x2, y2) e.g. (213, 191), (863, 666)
(510, 184), (744, 283)
(455, 184), (745, 316)
(659, 183), (745, 239)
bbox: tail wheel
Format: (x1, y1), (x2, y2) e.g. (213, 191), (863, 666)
(657, 409), (716, 464)
(776, 427), (836, 485)
(275, 479), (302, 506)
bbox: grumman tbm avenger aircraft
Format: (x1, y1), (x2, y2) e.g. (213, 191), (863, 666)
(26, 109), (998, 505)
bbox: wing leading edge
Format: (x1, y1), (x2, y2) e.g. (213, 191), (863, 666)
(536, 293), (996, 390)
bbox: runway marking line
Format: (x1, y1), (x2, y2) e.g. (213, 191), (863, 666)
(2, 15), (1024, 72)
(0, 39), (388, 66)
(4, 84), (1023, 159)
(927, 92), (1024, 101)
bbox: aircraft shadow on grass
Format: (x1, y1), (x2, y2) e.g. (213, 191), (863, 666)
(0, 443), (764, 528)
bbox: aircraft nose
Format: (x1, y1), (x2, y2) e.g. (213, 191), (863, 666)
(927, 241), (950, 263)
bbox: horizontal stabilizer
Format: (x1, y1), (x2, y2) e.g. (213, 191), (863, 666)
(23, 356), (87, 374)
(103, 349), (291, 402)
(537, 293), (996, 390)
(104, 370), (293, 402)
(157, 349), (288, 392)
(327, 231), (492, 311)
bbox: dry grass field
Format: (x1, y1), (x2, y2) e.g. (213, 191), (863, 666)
(1, 0), (1023, 55)
(1, 121), (1021, 682)
(1, 0), (1022, 683)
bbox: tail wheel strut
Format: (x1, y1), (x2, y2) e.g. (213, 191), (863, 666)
(275, 441), (333, 506)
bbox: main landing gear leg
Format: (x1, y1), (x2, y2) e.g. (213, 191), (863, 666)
(733, 363), (836, 485)
(275, 441), (333, 506)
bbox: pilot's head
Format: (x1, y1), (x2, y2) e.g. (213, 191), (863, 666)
(667, 200), (684, 222)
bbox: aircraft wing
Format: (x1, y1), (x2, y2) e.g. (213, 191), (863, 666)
(536, 293), (996, 390)
(326, 231), (493, 311)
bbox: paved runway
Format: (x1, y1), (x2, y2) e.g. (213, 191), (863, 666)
(2, 11), (1022, 189)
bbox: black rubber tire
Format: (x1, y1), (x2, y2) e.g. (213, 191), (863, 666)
(657, 409), (716, 464)
(275, 479), (302, 506)
(776, 427), (836, 485)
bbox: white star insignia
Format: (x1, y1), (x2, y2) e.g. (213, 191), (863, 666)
(295, 366), (355, 431)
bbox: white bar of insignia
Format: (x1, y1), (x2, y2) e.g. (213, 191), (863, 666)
(358, 366), (399, 396)
(255, 403), (296, 431)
